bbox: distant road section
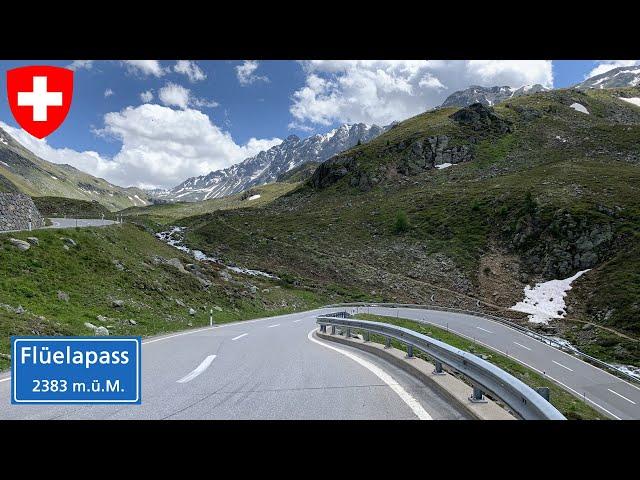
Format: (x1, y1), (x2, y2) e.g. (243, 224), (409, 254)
(44, 218), (117, 229)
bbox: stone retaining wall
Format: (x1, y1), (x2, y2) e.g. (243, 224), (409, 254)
(0, 193), (45, 231)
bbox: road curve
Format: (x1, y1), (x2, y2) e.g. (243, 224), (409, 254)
(0, 309), (468, 420)
(1, 305), (638, 420)
(353, 306), (640, 420)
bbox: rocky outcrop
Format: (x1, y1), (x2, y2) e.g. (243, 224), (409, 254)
(311, 134), (476, 190)
(511, 209), (614, 278)
(449, 103), (513, 134)
(397, 135), (474, 175)
(310, 156), (358, 189)
(0, 193), (44, 231)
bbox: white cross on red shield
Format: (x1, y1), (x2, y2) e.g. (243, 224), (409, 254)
(6, 65), (74, 139)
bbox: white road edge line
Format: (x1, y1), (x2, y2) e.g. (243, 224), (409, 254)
(267, 324), (280, 328)
(307, 328), (432, 420)
(232, 333), (248, 341)
(513, 342), (532, 351)
(293, 319), (303, 323)
(177, 355), (216, 383)
(552, 360), (574, 372)
(0, 377), (10, 383)
(476, 326), (492, 333)
(608, 388), (637, 405)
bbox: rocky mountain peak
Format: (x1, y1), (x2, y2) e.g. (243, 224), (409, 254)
(158, 122), (388, 202)
(441, 84), (549, 108)
(575, 65), (640, 90)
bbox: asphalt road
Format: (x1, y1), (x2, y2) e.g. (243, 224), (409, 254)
(0, 309), (468, 420)
(1, 305), (638, 420)
(356, 306), (640, 420)
(45, 218), (117, 229)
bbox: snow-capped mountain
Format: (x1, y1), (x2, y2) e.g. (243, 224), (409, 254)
(160, 123), (386, 202)
(575, 65), (640, 90)
(441, 84), (549, 108)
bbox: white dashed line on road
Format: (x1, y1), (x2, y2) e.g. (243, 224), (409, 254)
(177, 355), (216, 383)
(513, 342), (532, 351)
(608, 389), (636, 405)
(232, 333), (248, 341)
(552, 360), (574, 372)
(476, 326), (493, 333)
(267, 324), (280, 328)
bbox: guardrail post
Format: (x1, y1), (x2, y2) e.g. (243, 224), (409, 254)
(320, 325), (326, 333)
(469, 387), (487, 403)
(406, 344), (413, 358)
(364, 331), (370, 342)
(433, 361), (445, 375)
(331, 325), (336, 335)
(346, 328), (351, 338)
(384, 337), (391, 349)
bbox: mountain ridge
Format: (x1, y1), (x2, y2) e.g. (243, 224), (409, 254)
(155, 123), (387, 202)
(0, 126), (150, 211)
(441, 84), (549, 108)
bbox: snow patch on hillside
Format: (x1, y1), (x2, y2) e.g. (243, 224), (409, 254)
(510, 270), (590, 324)
(570, 103), (589, 114)
(435, 163), (453, 170)
(620, 97), (640, 107)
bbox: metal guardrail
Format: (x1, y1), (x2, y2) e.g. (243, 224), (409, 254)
(316, 314), (566, 420)
(323, 302), (640, 385)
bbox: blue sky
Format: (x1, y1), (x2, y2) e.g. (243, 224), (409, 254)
(0, 60), (633, 189)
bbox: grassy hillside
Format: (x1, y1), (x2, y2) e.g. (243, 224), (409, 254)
(0, 126), (150, 211)
(276, 161), (320, 183)
(119, 181), (299, 224)
(175, 86), (640, 366)
(32, 196), (113, 219)
(0, 224), (333, 370)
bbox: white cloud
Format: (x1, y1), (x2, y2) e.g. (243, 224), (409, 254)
(585, 60), (640, 79)
(290, 60), (553, 127)
(287, 121), (315, 132)
(140, 90), (154, 103)
(190, 97), (219, 109)
(1, 104), (281, 190)
(1, 120), (120, 184)
(95, 104), (280, 188)
(174, 60), (206, 82)
(121, 60), (165, 77)
(158, 82), (217, 110)
(104, 88), (114, 98)
(158, 82), (190, 109)
(68, 60), (94, 71)
(236, 60), (269, 85)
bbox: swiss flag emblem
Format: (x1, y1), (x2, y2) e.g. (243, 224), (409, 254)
(6, 66), (74, 139)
